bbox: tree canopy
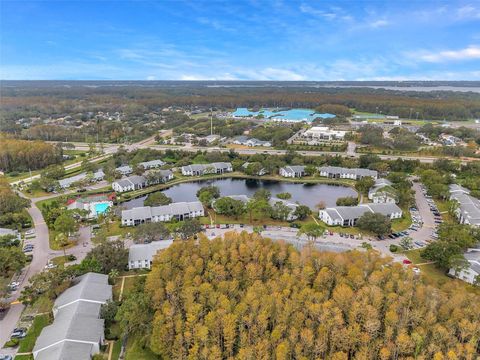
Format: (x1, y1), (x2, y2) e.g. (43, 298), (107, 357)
(136, 233), (480, 359)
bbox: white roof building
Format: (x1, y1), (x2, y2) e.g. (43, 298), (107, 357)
(449, 184), (480, 227)
(181, 162), (232, 176)
(302, 126), (346, 140)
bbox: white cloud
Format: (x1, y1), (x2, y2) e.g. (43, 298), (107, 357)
(416, 45), (480, 62)
(457, 5), (480, 20)
(370, 19), (389, 28)
(299, 4), (351, 21)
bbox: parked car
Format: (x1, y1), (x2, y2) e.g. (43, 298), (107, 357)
(0, 355), (13, 360)
(402, 259), (412, 265)
(11, 328), (27, 339)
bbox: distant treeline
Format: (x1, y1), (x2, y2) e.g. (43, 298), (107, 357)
(1, 85), (479, 122)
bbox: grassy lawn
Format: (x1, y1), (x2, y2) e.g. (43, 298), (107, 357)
(113, 274), (145, 301)
(14, 355), (33, 360)
(125, 336), (160, 360)
(111, 339), (122, 360)
(18, 314), (52, 353)
(392, 210), (412, 232)
(403, 249), (480, 295)
(50, 255), (73, 266)
(30, 296), (54, 314)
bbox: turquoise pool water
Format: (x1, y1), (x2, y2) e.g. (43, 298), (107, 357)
(94, 202), (110, 215)
(231, 108), (335, 122)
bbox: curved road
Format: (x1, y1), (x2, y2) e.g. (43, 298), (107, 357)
(0, 197), (55, 349)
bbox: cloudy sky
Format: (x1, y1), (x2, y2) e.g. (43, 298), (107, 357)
(1, 0), (480, 80)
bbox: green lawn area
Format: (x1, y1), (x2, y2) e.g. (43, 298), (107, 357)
(125, 336), (160, 360)
(392, 210), (412, 232)
(111, 339), (122, 360)
(14, 355), (33, 360)
(29, 296), (54, 314)
(113, 274), (145, 301)
(403, 249), (480, 294)
(18, 314), (52, 352)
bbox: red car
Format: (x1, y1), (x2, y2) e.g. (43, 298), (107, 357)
(403, 259), (412, 265)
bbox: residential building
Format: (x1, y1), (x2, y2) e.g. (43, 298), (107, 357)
(128, 240), (174, 269)
(0, 227), (20, 240)
(121, 201), (204, 226)
(449, 184), (480, 227)
(232, 135), (249, 145)
(302, 126), (346, 141)
(449, 249), (480, 285)
(115, 165), (133, 176)
(318, 166), (378, 180)
(33, 273), (112, 360)
(269, 197), (299, 221)
(138, 159), (165, 169)
(145, 169), (174, 184)
(112, 175), (147, 193)
(58, 173), (88, 189)
(368, 179), (397, 204)
(279, 165), (305, 178)
(242, 162), (267, 176)
(181, 162), (232, 176)
(92, 169), (105, 182)
(319, 203), (403, 226)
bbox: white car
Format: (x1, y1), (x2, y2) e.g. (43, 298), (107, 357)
(412, 267), (421, 275)
(25, 229), (35, 235)
(45, 263), (57, 269)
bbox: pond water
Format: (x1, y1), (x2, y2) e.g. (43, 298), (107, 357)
(122, 178), (357, 210)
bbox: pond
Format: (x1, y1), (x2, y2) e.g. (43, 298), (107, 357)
(122, 178), (357, 210)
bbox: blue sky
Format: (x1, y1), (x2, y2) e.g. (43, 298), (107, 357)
(1, 0), (480, 80)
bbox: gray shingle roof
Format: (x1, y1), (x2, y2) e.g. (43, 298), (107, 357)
(129, 240), (174, 263)
(33, 273), (111, 360)
(139, 159), (165, 168)
(54, 273), (111, 310)
(318, 166), (377, 178)
(35, 342), (94, 360)
(58, 173), (87, 188)
(123, 201), (204, 221)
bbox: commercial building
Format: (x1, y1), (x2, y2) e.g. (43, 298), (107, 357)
(128, 240), (174, 269)
(319, 203), (403, 227)
(181, 162), (232, 176)
(279, 165), (305, 178)
(302, 126), (346, 141)
(33, 273), (112, 360)
(121, 201), (204, 226)
(318, 166), (378, 180)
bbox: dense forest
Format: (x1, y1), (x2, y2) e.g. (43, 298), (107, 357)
(116, 233), (480, 359)
(0, 178), (31, 228)
(0, 136), (63, 172)
(1, 83), (480, 124)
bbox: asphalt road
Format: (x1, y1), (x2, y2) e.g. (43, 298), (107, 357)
(0, 198), (54, 349)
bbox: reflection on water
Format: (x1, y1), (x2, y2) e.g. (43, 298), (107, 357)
(122, 178), (357, 210)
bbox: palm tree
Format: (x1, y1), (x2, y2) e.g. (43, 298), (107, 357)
(108, 268), (119, 285)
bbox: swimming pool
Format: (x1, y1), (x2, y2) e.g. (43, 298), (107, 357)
(231, 108), (335, 122)
(94, 202), (110, 215)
